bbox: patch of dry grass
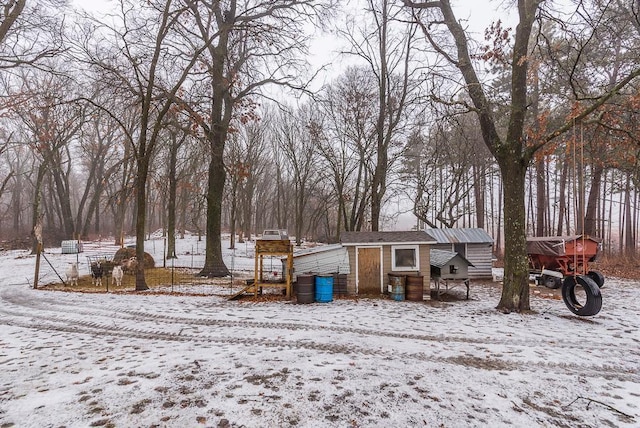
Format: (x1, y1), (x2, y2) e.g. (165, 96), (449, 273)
(39, 267), (245, 293)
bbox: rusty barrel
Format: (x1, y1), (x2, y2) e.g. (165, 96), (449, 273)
(296, 275), (315, 304)
(388, 273), (405, 301)
(405, 275), (424, 301)
(333, 273), (348, 295)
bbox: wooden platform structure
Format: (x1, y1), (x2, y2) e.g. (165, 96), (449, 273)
(251, 239), (293, 298)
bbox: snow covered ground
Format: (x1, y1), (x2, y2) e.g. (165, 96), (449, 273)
(1, 234), (639, 427)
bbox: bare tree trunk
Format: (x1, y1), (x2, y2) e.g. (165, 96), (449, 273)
(134, 158), (150, 291)
(535, 157), (546, 236)
(166, 138), (178, 259)
(496, 159), (530, 312)
(624, 175), (635, 256)
(557, 160), (569, 236)
(199, 131), (230, 277)
(473, 163), (485, 229)
(30, 164), (47, 254)
(583, 164), (603, 237)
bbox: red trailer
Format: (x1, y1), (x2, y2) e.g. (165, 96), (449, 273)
(526, 235), (604, 289)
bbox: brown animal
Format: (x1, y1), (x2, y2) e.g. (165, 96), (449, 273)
(113, 248), (155, 269)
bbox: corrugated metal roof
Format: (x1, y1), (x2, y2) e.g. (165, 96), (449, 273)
(426, 228), (494, 244)
(341, 231), (436, 245)
(430, 249), (475, 268)
(292, 244), (344, 258)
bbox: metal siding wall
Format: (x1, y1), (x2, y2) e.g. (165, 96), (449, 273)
(293, 248), (350, 280)
(466, 244), (493, 279)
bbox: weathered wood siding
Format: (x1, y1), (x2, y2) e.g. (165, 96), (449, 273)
(346, 247), (357, 295)
(382, 244), (431, 293)
(382, 246), (430, 274)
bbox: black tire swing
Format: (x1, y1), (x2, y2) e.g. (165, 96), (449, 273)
(587, 270), (605, 288)
(562, 275), (602, 316)
(560, 124), (603, 317)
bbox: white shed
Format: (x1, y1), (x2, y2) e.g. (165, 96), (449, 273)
(290, 244), (350, 281)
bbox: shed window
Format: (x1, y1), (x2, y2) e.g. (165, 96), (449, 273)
(391, 245), (419, 271)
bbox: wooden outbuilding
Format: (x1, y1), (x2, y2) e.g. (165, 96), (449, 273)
(340, 231), (436, 296)
(426, 228), (494, 279)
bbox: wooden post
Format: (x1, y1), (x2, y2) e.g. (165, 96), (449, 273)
(254, 249), (259, 298)
(286, 249), (293, 298)
(33, 242), (43, 289)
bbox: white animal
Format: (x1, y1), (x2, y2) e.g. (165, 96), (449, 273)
(122, 256), (138, 275)
(111, 265), (124, 287)
(65, 262), (79, 286)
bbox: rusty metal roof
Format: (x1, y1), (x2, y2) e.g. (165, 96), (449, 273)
(340, 231), (436, 245)
(426, 228), (493, 244)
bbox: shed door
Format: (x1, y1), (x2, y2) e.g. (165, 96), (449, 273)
(357, 247), (381, 295)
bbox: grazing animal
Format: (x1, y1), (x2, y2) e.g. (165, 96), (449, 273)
(122, 256), (138, 275)
(65, 262), (79, 286)
(90, 261), (104, 286)
(111, 265), (124, 287)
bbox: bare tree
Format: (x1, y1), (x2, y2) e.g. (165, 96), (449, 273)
(404, 0), (640, 312)
(181, 0), (334, 276)
(8, 70), (85, 249)
(79, 0), (217, 289)
(319, 67), (377, 233)
(0, 0), (66, 70)
(274, 105), (321, 245)
(341, 0), (422, 231)
(406, 114), (488, 228)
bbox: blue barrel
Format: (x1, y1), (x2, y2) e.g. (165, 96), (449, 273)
(314, 275), (334, 303)
(390, 284), (405, 301)
(388, 274), (405, 301)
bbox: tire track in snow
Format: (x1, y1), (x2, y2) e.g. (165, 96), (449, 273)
(1, 287), (637, 384)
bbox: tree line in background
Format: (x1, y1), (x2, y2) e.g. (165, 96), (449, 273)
(1, 0), (639, 310)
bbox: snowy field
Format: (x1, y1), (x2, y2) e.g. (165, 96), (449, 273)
(0, 234), (639, 427)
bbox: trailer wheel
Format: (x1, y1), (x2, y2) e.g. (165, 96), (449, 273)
(542, 275), (561, 289)
(562, 275), (602, 316)
(587, 270), (605, 288)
